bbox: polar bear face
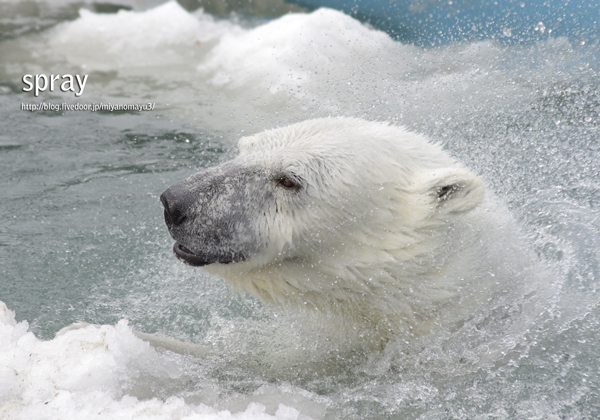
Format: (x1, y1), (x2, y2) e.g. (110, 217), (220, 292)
(161, 118), (493, 340)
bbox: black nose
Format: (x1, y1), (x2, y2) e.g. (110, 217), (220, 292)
(160, 184), (191, 227)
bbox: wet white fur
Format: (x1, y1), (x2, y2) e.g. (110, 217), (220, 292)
(204, 118), (525, 343)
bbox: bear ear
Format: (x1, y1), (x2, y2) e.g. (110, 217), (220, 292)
(422, 168), (485, 214)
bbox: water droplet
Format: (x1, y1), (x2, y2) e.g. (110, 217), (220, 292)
(534, 22), (546, 34)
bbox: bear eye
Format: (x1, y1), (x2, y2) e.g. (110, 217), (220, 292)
(277, 176), (300, 190)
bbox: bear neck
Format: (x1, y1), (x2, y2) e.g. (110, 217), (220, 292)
(203, 205), (507, 343)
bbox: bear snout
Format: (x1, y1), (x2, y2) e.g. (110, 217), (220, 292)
(160, 170), (258, 268)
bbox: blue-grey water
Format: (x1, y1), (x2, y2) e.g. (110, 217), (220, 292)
(0, 1), (599, 419)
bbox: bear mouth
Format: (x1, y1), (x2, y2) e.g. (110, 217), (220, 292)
(173, 242), (213, 267)
(172, 242), (244, 266)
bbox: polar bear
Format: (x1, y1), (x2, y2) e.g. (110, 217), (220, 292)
(161, 118), (528, 344)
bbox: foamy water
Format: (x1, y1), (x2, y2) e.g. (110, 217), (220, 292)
(1, 1), (599, 418)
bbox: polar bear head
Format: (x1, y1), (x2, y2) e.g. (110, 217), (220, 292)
(161, 118), (495, 340)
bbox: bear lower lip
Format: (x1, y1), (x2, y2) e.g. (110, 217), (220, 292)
(178, 243), (194, 255)
(172, 242), (245, 266)
(172, 242), (212, 267)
